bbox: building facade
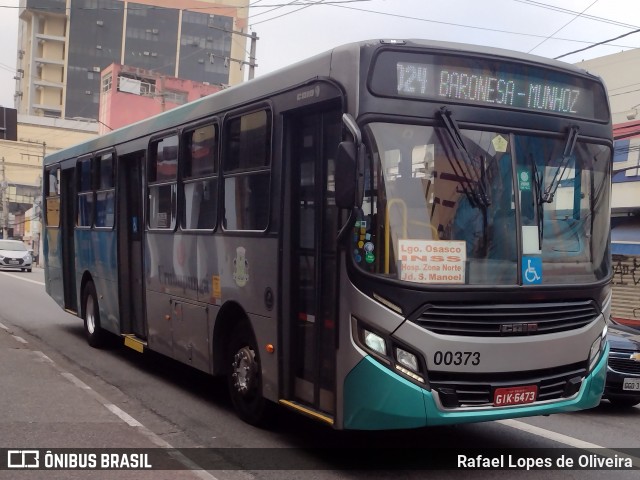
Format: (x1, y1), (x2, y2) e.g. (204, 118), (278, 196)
(0, 114), (98, 251)
(576, 50), (640, 327)
(99, 63), (222, 134)
(15, 0), (250, 120)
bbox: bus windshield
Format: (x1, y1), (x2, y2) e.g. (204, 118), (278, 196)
(355, 122), (611, 286)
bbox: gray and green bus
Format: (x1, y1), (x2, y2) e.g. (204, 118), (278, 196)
(43, 39), (612, 429)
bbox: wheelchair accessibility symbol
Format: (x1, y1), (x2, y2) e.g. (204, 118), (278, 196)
(522, 256), (542, 285)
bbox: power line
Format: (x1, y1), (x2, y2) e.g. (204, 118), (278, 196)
(527, 0), (599, 54)
(251, 0), (329, 26)
(323, 2), (640, 49)
(250, 0), (302, 19)
(513, 0), (640, 30)
(554, 27), (640, 60)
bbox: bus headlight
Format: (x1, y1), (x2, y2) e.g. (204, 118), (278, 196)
(364, 329), (387, 356)
(588, 324), (608, 370)
(354, 318), (427, 385)
(396, 347), (419, 372)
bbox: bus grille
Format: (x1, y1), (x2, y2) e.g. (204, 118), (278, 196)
(608, 355), (640, 375)
(429, 362), (587, 408)
(415, 300), (599, 337)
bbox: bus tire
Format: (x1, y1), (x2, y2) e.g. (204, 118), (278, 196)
(227, 323), (272, 427)
(83, 281), (105, 348)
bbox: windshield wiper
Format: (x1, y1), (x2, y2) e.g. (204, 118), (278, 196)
(532, 157), (544, 250)
(541, 125), (579, 203)
(438, 107), (491, 208)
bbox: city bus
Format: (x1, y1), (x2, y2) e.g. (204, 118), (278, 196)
(43, 39), (612, 430)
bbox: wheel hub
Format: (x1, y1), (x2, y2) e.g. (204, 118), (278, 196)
(232, 346), (257, 395)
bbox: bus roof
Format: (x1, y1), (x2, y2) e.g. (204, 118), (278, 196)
(43, 38), (600, 166)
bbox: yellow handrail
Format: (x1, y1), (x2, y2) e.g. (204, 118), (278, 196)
(385, 198), (407, 274)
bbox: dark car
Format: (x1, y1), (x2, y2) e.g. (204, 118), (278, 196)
(603, 321), (640, 408)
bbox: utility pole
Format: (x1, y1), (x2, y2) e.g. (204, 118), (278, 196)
(208, 30), (258, 81)
(1, 157), (8, 239)
(248, 31), (257, 80)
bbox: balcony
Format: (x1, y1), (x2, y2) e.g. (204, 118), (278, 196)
(34, 57), (65, 67)
(36, 33), (66, 44)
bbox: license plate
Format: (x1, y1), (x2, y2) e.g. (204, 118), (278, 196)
(8, 260), (19, 265)
(493, 385), (537, 406)
(623, 378), (640, 391)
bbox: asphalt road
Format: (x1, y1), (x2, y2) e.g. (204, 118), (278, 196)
(0, 268), (638, 479)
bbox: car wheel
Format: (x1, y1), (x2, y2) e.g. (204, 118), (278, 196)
(27, 268), (32, 272)
(83, 281), (105, 348)
(227, 323), (273, 427)
(609, 397), (640, 408)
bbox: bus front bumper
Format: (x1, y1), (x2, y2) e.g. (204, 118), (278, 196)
(342, 344), (608, 430)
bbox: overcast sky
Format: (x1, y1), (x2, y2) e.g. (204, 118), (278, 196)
(1, 0), (640, 110)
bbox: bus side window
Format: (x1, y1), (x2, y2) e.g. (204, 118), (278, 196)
(45, 167), (61, 227)
(148, 135), (178, 230)
(222, 110), (271, 231)
(95, 152), (115, 228)
(182, 124), (218, 230)
(77, 156), (94, 228)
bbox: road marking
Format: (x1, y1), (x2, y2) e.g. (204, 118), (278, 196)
(105, 403), (144, 427)
(0, 322), (8, 330)
(0, 271), (45, 286)
(44, 354), (222, 479)
(498, 418), (640, 467)
(33, 351), (54, 363)
(12, 335), (28, 344)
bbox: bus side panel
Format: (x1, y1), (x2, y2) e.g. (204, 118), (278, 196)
(209, 236), (280, 402)
(145, 289), (174, 358)
(143, 232), (280, 401)
(44, 228), (64, 308)
(75, 228), (119, 335)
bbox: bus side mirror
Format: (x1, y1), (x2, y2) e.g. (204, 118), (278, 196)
(335, 141), (357, 209)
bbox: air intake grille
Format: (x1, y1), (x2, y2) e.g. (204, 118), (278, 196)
(430, 362), (587, 408)
(415, 300), (599, 337)
(608, 355), (640, 375)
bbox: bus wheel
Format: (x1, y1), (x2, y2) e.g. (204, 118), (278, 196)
(227, 325), (272, 426)
(83, 282), (105, 348)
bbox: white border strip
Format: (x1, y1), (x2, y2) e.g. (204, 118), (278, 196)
(0, 271), (45, 286)
(499, 419), (640, 467)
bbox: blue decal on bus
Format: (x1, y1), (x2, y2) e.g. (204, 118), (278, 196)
(522, 256), (542, 285)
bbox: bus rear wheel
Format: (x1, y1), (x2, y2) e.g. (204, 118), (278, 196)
(227, 324), (272, 426)
(83, 282), (105, 348)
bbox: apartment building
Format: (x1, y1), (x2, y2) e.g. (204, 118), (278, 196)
(15, 0), (250, 120)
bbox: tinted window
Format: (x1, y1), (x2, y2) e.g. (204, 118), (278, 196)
(223, 110), (271, 231)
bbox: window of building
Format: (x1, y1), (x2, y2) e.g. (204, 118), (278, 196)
(223, 110), (271, 231)
(102, 74), (112, 93)
(182, 123), (218, 230)
(164, 90), (188, 105)
(148, 135), (178, 229)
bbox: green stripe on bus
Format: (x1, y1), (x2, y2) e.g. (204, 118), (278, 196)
(344, 347), (608, 430)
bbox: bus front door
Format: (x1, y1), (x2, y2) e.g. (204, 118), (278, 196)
(289, 108), (342, 417)
(117, 151), (146, 339)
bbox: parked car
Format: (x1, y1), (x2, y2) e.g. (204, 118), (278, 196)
(0, 240), (32, 272)
(603, 321), (640, 408)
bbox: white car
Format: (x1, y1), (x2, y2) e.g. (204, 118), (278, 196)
(0, 240), (33, 272)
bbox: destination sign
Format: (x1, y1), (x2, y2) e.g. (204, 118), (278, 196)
(370, 51), (608, 120)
